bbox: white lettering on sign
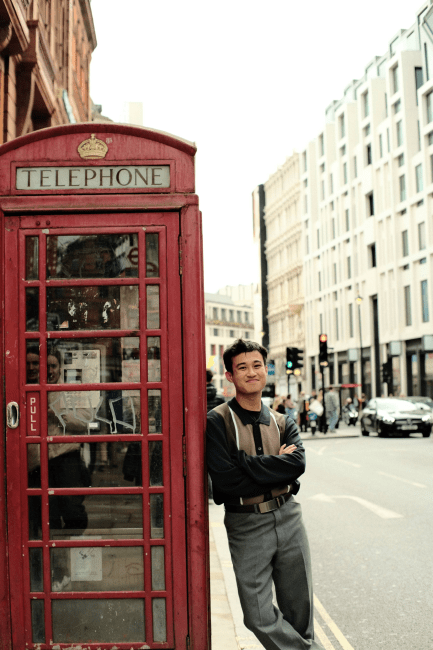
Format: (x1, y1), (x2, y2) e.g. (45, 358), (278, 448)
(16, 165), (170, 190)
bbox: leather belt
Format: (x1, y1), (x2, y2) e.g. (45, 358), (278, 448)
(225, 490), (293, 514)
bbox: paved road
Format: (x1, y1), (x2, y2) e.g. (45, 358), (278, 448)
(299, 431), (433, 650)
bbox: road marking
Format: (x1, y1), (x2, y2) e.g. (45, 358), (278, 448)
(314, 595), (355, 650)
(333, 457), (361, 468)
(378, 471), (427, 488)
(309, 493), (403, 519)
(318, 446), (328, 455)
(314, 619), (337, 649)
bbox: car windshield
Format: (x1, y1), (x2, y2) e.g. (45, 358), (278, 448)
(377, 399), (417, 412)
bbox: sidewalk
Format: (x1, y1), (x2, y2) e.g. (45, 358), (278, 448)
(209, 502), (264, 650)
(300, 420), (360, 440)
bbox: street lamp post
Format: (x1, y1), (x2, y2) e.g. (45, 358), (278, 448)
(356, 295), (363, 395)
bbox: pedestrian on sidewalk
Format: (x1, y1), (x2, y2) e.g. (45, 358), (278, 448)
(324, 386), (339, 432)
(206, 338), (324, 650)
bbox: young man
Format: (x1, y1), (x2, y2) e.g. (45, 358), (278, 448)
(206, 339), (323, 650)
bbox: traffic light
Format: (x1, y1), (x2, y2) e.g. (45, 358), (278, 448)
(286, 347), (294, 374)
(381, 358), (392, 385)
(319, 334), (328, 366)
(292, 348), (303, 370)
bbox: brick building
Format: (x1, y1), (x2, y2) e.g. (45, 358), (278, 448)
(0, 0), (96, 143)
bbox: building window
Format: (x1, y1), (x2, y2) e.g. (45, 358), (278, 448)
(363, 91), (369, 117)
(349, 303), (354, 338)
(244, 312), (249, 323)
(304, 195), (308, 213)
(339, 114), (345, 138)
(329, 174), (333, 194)
(347, 256), (352, 279)
(418, 221), (426, 250)
(320, 163), (325, 173)
(392, 65), (399, 93)
(396, 120), (403, 147)
(244, 331), (250, 339)
(302, 151), (307, 171)
(399, 175), (406, 202)
(317, 229), (320, 248)
(212, 307), (218, 319)
(415, 164), (423, 193)
(427, 91), (433, 123)
(343, 162), (348, 184)
(404, 285), (412, 326)
(353, 156), (358, 178)
(345, 209), (350, 231)
(229, 329), (235, 337)
(321, 180), (325, 200)
(211, 344), (216, 355)
(213, 328), (219, 336)
(319, 134), (324, 156)
(368, 243), (377, 268)
(318, 271), (321, 291)
(379, 134), (383, 158)
(367, 192), (374, 216)
(340, 144), (346, 156)
(333, 262), (337, 284)
(415, 67), (424, 104)
(237, 310), (242, 322)
(387, 128), (390, 152)
(398, 153), (404, 167)
(402, 230), (409, 256)
(364, 123), (371, 137)
(428, 131), (433, 146)
(393, 99), (401, 114)
(421, 280), (429, 322)
(221, 308), (226, 320)
(229, 309), (234, 321)
(366, 144), (372, 166)
(332, 217), (336, 239)
(335, 307), (339, 340)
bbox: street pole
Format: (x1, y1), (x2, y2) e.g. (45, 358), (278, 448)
(356, 295), (363, 396)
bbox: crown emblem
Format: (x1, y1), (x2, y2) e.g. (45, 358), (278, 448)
(77, 134), (108, 160)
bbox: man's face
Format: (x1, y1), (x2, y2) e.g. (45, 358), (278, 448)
(26, 353), (40, 384)
(47, 355), (61, 384)
(225, 351), (268, 396)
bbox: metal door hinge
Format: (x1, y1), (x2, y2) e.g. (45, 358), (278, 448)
(186, 634), (191, 649)
(182, 438), (187, 476)
(178, 235), (183, 275)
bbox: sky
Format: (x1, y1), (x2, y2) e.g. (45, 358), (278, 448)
(90, 0), (424, 293)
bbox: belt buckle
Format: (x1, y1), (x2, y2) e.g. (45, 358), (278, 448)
(258, 497), (279, 514)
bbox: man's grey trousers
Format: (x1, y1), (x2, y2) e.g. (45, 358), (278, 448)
(224, 497), (323, 650)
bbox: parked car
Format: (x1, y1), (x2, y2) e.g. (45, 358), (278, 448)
(360, 397), (432, 437)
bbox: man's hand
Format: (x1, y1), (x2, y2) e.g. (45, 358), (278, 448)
(279, 444), (297, 455)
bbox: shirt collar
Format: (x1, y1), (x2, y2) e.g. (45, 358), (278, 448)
(228, 398), (271, 426)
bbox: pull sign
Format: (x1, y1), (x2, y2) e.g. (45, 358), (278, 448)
(6, 402), (20, 429)
(27, 393), (39, 435)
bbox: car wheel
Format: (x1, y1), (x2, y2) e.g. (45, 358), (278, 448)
(422, 430), (431, 438)
(361, 423), (369, 436)
(377, 425), (387, 437)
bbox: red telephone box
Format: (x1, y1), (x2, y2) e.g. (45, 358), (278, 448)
(0, 124), (208, 650)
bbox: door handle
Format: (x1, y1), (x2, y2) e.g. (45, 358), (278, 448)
(7, 402), (20, 429)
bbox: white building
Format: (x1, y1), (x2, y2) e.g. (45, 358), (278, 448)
(205, 291), (255, 397)
(263, 153), (304, 397)
(301, 2), (433, 402)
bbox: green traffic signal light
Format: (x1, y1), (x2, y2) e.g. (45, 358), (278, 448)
(287, 361), (293, 368)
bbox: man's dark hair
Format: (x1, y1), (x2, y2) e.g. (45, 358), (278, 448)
(223, 339), (267, 374)
(206, 369), (213, 383)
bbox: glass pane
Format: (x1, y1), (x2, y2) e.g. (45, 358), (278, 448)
(26, 288), (39, 331)
(50, 494), (143, 540)
(29, 495), (42, 540)
(29, 548), (43, 592)
(28, 444), (41, 480)
(46, 285), (139, 330)
(26, 236), (39, 280)
(47, 234), (139, 279)
(26, 341), (40, 384)
(52, 599), (145, 643)
(149, 441), (163, 486)
(148, 390), (162, 433)
(146, 233), (159, 277)
(31, 600), (45, 643)
(146, 285), (160, 329)
(48, 389), (141, 434)
(150, 494), (164, 539)
(47, 337), (140, 384)
(51, 546), (144, 592)
(147, 337), (161, 382)
(151, 546), (165, 591)
(47, 442), (142, 487)
(152, 598), (167, 642)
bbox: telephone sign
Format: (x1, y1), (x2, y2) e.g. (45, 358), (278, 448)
(0, 124), (208, 649)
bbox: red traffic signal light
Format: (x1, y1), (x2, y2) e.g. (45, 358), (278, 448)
(319, 334), (328, 343)
(319, 334), (328, 366)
